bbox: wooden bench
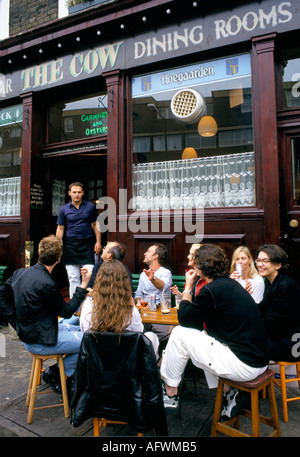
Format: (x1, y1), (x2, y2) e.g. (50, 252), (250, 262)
(0, 266), (8, 286)
(132, 273), (186, 306)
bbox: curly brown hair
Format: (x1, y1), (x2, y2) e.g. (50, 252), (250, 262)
(90, 260), (133, 334)
(193, 243), (229, 279)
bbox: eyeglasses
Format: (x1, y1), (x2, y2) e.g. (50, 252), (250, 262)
(255, 259), (271, 265)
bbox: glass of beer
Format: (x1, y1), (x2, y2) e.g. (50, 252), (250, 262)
(160, 292), (171, 315)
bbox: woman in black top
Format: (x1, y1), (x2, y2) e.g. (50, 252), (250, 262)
(160, 244), (271, 408)
(255, 244), (300, 362)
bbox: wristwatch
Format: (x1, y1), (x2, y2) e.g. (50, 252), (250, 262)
(150, 276), (156, 282)
(183, 290), (193, 295)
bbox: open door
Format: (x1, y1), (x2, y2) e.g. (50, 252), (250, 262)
(279, 131), (300, 284)
(44, 151), (107, 288)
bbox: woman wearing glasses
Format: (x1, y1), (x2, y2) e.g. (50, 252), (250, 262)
(255, 244), (300, 362)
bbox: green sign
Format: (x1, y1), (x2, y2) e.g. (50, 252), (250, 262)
(81, 111), (108, 136)
(0, 104), (23, 127)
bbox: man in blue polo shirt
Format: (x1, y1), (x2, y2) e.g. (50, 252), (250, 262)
(56, 182), (101, 298)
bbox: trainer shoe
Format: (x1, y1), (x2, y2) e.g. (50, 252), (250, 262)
(221, 387), (251, 420)
(163, 392), (179, 408)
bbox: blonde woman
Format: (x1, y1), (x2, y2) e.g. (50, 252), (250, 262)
(171, 244), (207, 301)
(230, 246), (264, 303)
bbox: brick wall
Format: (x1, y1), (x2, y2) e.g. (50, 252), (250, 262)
(9, 0), (58, 35)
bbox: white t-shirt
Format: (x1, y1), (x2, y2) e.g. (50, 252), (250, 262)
(236, 274), (265, 303)
(134, 266), (172, 303)
(79, 296), (143, 334)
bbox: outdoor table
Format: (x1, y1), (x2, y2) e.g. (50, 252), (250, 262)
(139, 306), (179, 326)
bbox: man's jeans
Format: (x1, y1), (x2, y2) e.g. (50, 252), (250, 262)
(22, 321), (83, 377)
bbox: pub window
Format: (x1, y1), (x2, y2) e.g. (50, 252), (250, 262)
(132, 53), (255, 209)
(48, 93), (108, 143)
(0, 104), (22, 217)
(282, 47), (300, 109)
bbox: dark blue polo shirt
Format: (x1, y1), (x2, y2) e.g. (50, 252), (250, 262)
(57, 200), (98, 238)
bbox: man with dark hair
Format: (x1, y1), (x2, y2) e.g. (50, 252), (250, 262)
(0, 235), (91, 394)
(135, 244), (172, 303)
(56, 182), (101, 298)
(135, 244), (172, 346)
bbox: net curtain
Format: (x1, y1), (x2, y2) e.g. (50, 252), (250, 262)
(132, 152), (255, 210)
(0, 176), (21, 216)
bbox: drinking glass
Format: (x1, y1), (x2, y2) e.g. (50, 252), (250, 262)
(175, 294), (181, 310)
(140, 295), (149, 316)
(160, 292), (171, 315)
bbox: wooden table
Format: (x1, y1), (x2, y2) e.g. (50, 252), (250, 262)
(140, 307), (179, 326)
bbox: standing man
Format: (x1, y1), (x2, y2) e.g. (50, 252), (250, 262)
(56, 182), (101, 298)
(135, 244), (172, 346)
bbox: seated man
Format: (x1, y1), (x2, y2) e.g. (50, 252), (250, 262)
(160, 244), (271, 413)
(135, 243), (172, 345)
(0, 235), (91, 394)
(87, 240), (133, 291)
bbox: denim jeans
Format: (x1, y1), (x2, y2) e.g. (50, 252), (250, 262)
(22, 321), (83, 377)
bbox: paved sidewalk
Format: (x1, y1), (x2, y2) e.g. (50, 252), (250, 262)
(0, 324), (299, 440)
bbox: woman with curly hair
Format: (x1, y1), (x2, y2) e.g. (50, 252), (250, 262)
(230, 246), (264, 303)
(160, 244), (271, 414)
(80, 260), (159, 356)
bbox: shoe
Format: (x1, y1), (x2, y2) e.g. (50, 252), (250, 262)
(221, 387), (251, 420)
(163, 392), (179, 409)
(42, 366), (62, 395)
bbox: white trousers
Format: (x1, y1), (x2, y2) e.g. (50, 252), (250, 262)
(144, 331), (160, 360)
(160, 326), (267, 389)
(65, 264), (94, 298)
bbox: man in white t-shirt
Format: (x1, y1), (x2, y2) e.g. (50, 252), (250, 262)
(135, 244), (172, 346)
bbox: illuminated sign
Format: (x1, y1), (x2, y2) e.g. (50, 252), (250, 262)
(81, 111), (108, 137)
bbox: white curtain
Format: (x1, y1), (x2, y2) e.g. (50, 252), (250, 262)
(132, 152), (255, 210)
(52, 179), (66, 216)
(0, 176), (21, 216)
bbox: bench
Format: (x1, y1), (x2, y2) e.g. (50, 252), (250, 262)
(0, 266), (8, 286)
(132, 273), (186, 305)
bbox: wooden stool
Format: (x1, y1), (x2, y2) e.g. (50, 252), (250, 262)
(26, 353), (70, 424)
(93, 418), (143, 436)
(270, 361), (300, 422)
(211, 369), (281, 437)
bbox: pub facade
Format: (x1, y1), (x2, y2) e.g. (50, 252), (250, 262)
(1, 0), (300, 283)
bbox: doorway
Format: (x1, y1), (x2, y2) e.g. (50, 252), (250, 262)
(279, 130), (300, 284)
(45, 151), (107, 288)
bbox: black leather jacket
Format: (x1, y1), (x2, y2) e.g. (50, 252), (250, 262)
(70, 330), (168, 436)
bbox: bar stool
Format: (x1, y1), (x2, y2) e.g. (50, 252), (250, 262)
(269, 361), (300, 422)
(93, 418), (143, 436)
(211, 369), (281, 437)
(26, 353), (70, 424)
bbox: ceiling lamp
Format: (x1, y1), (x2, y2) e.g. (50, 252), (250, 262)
(198, 115), (217, 137)
(182, 147), (198, 160)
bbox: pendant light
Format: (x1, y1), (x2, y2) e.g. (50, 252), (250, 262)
(182, 147), (198, 160)
(198, 115), (218, 137)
